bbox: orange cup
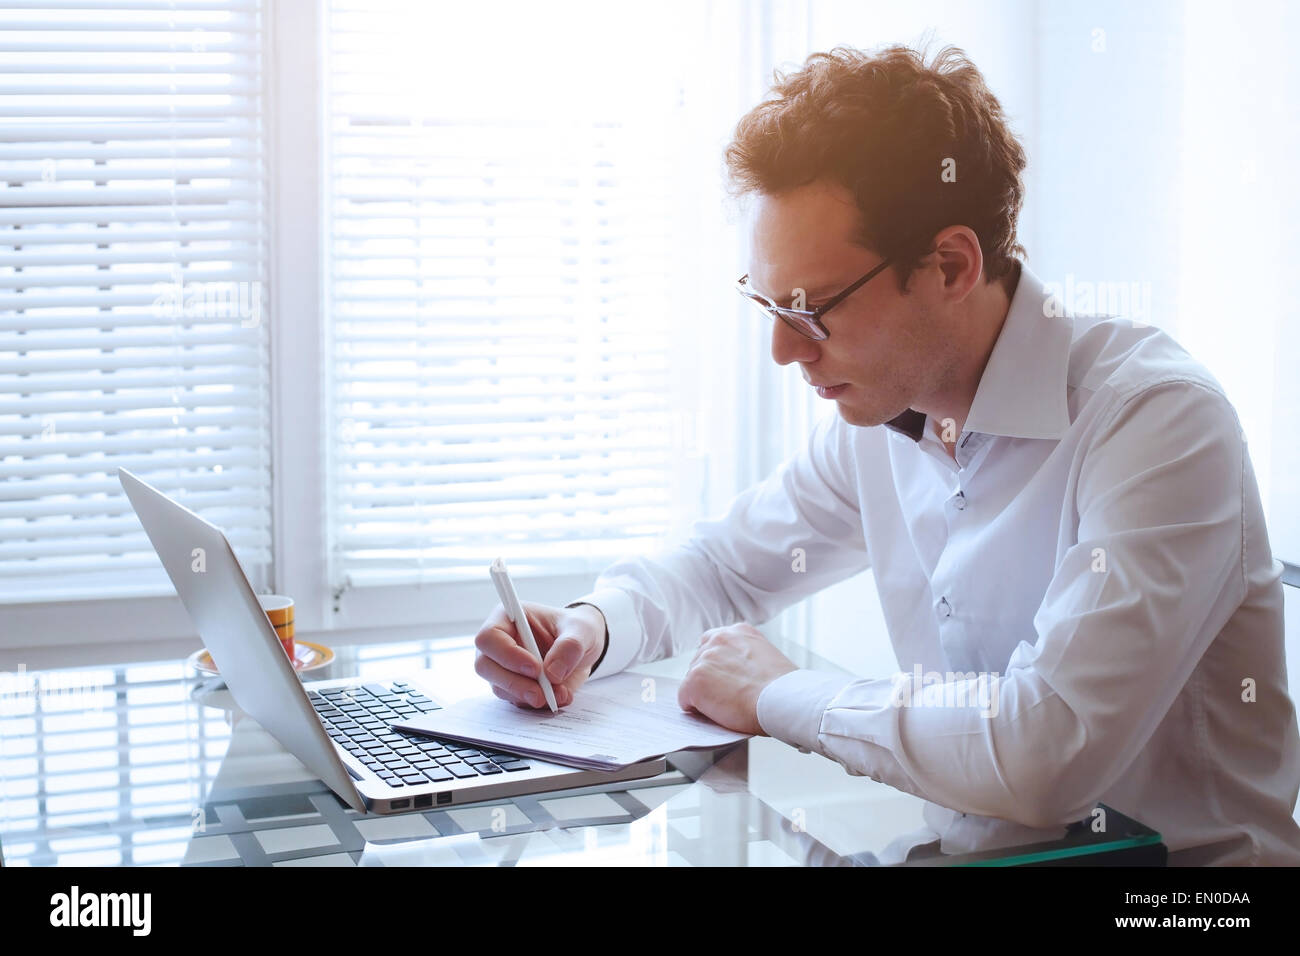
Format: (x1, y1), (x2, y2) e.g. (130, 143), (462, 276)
(259, 594), (295, 662)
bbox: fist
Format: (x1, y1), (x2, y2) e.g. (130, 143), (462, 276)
(677, 624), (798, 735)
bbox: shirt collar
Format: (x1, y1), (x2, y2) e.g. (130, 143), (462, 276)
(883, 262), (1073, 443)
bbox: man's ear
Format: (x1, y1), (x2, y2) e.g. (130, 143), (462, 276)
(931, 226), (984, 300)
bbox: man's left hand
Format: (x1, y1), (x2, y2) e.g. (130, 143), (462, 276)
(678, 624), (798, 735)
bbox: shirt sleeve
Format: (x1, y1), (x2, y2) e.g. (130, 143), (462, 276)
(569, 409), (872, 679)
(757, 380), (1249, 829)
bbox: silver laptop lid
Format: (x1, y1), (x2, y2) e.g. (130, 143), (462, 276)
(118, 467), (364, 812)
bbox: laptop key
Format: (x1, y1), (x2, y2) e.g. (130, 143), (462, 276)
(497, 761), (530, 772)
(443, 763), (478, 779)
(421, 768), (455, 782)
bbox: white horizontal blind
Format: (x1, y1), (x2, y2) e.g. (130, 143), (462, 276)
(0, 1), (271, 602)
(326, 1), (694, 587)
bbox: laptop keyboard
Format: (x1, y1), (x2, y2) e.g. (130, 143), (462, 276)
(307, 680), (531, 787)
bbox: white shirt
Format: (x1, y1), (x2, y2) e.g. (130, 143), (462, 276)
(573, 263), (1300, 866)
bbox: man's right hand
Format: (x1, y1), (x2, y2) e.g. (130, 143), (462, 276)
(473, 601), (608, 709)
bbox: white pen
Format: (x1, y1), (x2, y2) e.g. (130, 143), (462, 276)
(489, 557), (558, 712)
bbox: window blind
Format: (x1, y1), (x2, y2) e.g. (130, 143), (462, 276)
(326, 1), (690, 587)
(0, 1), (271, 602)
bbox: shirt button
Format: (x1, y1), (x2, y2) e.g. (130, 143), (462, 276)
(937, 597), (952, 619)
(951, 491), (966, 511)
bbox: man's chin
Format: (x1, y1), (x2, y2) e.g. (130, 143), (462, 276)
(835, 397), (904, 429)
(834, 403), (878, 428)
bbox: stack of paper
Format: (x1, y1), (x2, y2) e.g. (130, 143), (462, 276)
(392, 672), (750, 770)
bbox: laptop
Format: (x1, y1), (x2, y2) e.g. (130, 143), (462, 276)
(119, 467), (666, 814)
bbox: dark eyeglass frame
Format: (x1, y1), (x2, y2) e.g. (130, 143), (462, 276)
(735, 257), (894, 341)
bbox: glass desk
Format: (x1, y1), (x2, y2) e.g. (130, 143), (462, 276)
(0, 634), (1164, 867)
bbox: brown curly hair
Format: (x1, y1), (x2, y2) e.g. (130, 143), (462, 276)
(725, 44), (1027, 289)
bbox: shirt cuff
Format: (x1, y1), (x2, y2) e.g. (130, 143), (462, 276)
(566, 587), (643, 679)
(757, 669), (855, 755)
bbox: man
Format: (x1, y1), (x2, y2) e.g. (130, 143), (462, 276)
(474, 44), (1300, 865)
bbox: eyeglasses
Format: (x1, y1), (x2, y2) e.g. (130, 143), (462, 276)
(735, 257), (894, 341)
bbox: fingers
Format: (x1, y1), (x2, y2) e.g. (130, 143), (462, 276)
(543, 634), (588, 685)
(539, 634), (588, 708)
(475, 603), (593, 710)
(475, 606), (544, 680)
(492, 683), (544, 710)
(687, 628), (715, 671)
(681, 629), (722, 714)
(677, 674), (699, 715)
(538, 607), (604, 699)
(475, 617), (574, 709)
(477, 653), (547, 707)
(518, 601), (561, 655)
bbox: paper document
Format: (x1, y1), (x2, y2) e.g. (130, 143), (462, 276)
(392, 673), (750, 770)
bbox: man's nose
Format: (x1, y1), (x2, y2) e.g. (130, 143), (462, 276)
(770, 315), (820, 367)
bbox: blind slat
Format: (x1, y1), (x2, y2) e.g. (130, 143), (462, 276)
(0, 3), (270, 603)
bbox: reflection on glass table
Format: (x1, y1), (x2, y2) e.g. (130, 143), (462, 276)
(356, 743), (1163, 867)
(0, 634), (1163, 866)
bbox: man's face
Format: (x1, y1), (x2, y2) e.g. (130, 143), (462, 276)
(745, 180), (948, 427)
